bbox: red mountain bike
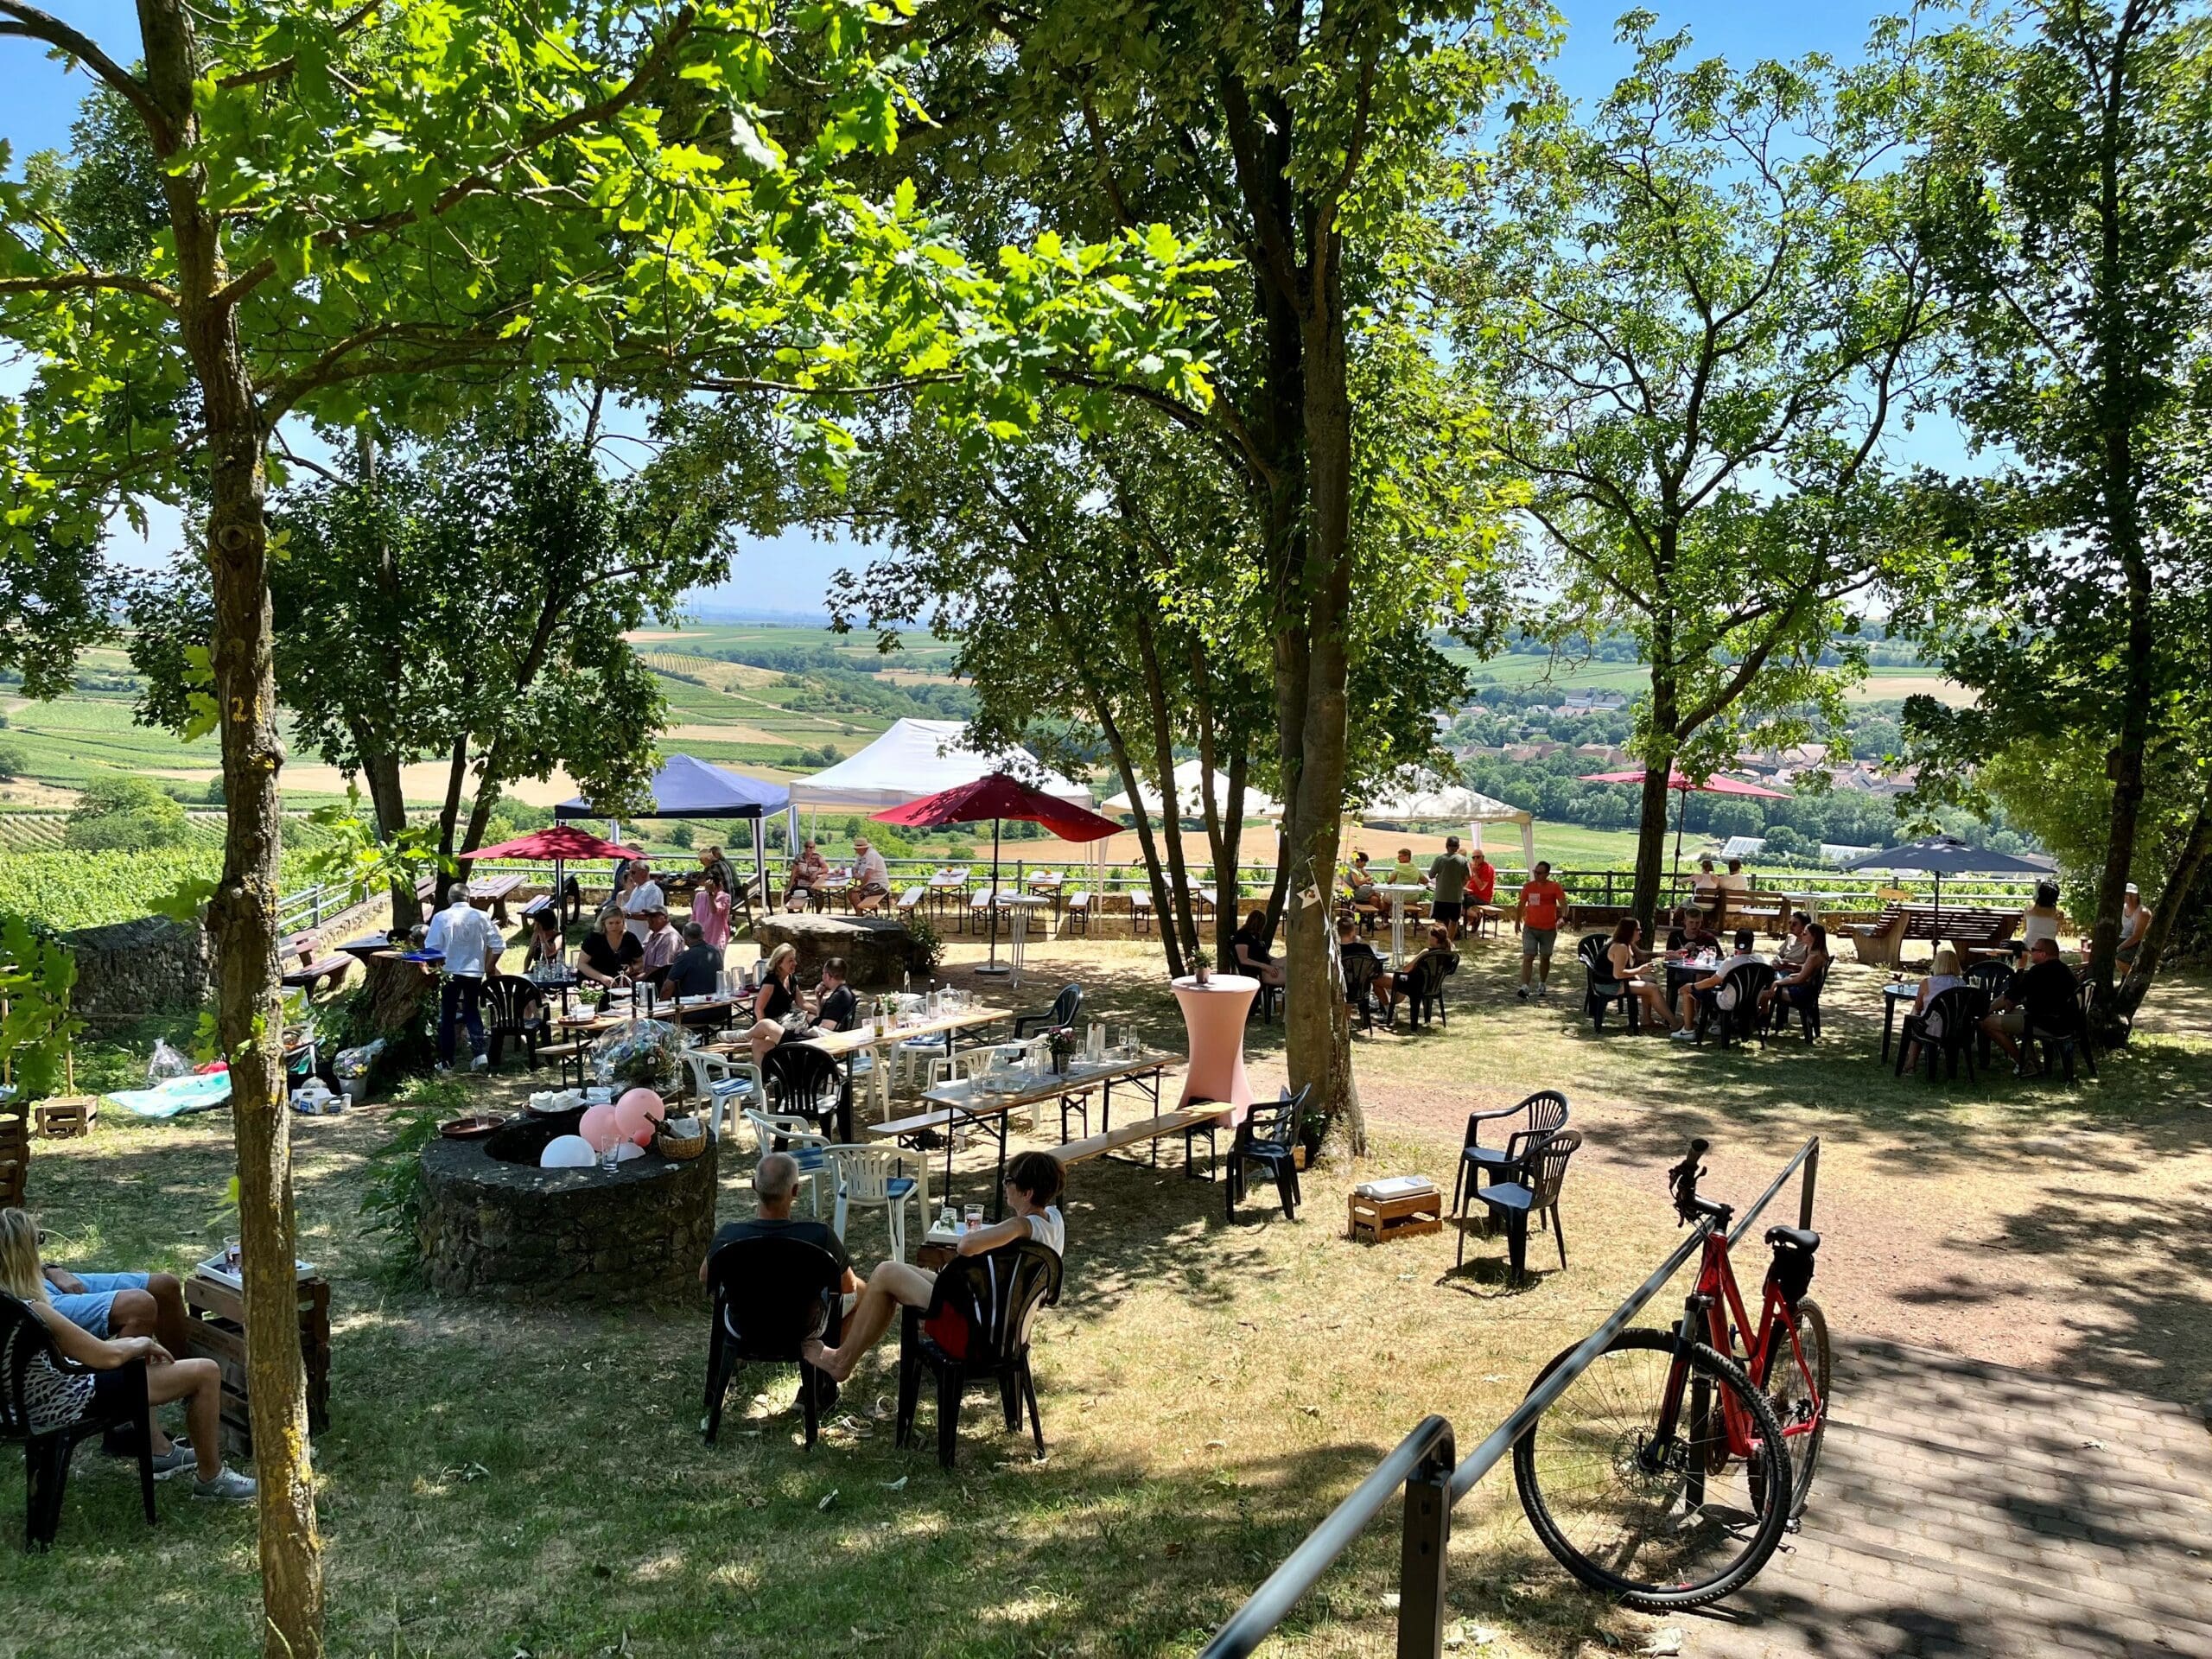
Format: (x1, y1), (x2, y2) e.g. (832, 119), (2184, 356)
(1512, 1138), (1830, 1611)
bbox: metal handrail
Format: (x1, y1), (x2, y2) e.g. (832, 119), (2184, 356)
(1201, 1135), (1821, 1659)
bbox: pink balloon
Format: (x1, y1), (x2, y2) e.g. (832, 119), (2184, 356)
(578, 1103), (621, 1152)
(614, 1089), (664, 1146)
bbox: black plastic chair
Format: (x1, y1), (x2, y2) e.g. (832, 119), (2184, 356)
(1, 1294), (157, 1549)
(2027, 979), (2099, 1082)
(1692, 963), (1777, 1048)
(1468, 1129), (1581, 1285)
(1012, 984), (1083, 1040)
(1452, 1091), (1569, 1268)
(1225, 1087), (1306, 1221)
(1767, 964), (1827, 1043)
(1579, 935), (1639, 1033)
(896, 1239), (1063, 1468)
(763, 1043), (846, 1135)
(1404, 952), (1458, 1030)
(1897, 984), (1986, 1083)
(481, 975), (551, 1071)
(702, 1236), (846, 1448)
(1342, 951), (1381, 1033)
(1964, 960), (2016, 1068)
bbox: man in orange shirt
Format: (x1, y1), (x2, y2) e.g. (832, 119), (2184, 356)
(1517, 859), (1568, 998)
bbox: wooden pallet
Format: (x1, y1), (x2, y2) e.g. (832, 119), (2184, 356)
(1348, 1185), (1442, 1245)
(183, 1273), (332, 1459)
(34, 1095), (96, 1138)
(0, 1106), (27, 1207)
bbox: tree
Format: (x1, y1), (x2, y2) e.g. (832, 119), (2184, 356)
(65, 772), (189, 850)
(1457, 16), (1947, 934)
(0, 737), (28, 779)
(1896, 0), (2212, 1013)
(1, 5), (1211, 1650)
(831, 0), (1544, 1142)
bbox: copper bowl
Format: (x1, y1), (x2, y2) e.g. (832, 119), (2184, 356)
(439, 1115), (505, 1140)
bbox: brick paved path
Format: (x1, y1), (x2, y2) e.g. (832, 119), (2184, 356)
(1687, 1338), (2212, 1659)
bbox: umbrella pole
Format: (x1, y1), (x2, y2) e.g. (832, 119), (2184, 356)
(974, 816), (1007, 976)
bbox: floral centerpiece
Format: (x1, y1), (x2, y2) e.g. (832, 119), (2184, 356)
(1047, 1027), (1077, 1075)
(592, 1019), (683, 1096)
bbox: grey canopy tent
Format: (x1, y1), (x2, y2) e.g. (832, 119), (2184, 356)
(555, 754), (791, 920)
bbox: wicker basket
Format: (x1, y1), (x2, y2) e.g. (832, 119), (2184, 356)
(655, 1122), (709, 1161)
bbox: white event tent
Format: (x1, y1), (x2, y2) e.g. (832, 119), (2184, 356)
(1100, 759), (1282, 821)
(787, 719), (1092, 813)
(1361, 784), (1537, 871)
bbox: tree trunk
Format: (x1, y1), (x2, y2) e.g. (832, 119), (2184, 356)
(137, 2), (324, 1650)
(2113, 776), (2212, 1022)
(456, 779), (500, 878)
(1630, 663), (1680, 938)
(435, 736), (470, 861)
(359, 749), (413, 933)
(1130, 607), (1201, 958)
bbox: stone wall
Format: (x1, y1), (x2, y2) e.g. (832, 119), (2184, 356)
(751, 912), (917, 988)
(61, 916), (213, 1027)
(417, 1135), (718, 1302)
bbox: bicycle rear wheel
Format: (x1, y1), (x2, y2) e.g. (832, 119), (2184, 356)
(1513, 1328), (1794, 1611)
(1753, 1298), (1829, 1520)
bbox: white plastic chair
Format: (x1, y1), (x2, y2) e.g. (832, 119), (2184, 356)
(678, 1049), (760, 1141)
(823, 1144), (922, 1262)
(741, 1108), (832, 1217)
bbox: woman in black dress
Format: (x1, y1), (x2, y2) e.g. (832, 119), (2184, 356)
(748, 943), (801, 1064)
(578, 907), (641, 988)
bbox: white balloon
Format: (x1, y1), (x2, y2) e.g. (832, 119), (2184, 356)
(611, 1141), (645, 1163)
(539, 1134), (595, 1168)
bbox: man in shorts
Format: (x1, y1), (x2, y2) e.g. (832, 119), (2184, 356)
(1428, 836), (1473, 940)
(1980, 936), (2084, 1075)
(1517, 860), (1567, 998)
(43, 1262), (191, 1356)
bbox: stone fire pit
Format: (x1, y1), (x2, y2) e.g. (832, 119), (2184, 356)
(417, 1111), (716, 1301)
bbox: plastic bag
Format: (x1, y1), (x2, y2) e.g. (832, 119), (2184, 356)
(146, 1040), (193, 1083)
(333, 1038), (387, 1080)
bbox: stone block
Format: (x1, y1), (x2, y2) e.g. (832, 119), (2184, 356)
(751, 912), (918, 988)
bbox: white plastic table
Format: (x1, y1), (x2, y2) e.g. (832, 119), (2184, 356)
(1376, 883), (1429, 964)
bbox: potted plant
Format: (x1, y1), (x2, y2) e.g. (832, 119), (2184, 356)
(1047, 1027), (1077, 1076)
(1191, 947), (1211, 987)
(1297, 1101), (1329, 1169)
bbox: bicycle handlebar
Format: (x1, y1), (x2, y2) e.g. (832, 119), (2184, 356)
(1669, 1137), (1732, 1228)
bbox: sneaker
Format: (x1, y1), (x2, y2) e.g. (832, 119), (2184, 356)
(1670, 1029), (1697, 1042)
(193, 1466), (257, 1503)
(1517, 985), (1529, 1001)
(470, 1053), (490, 1072)
(434, 1063), (452, 1074)
(150, 1442), (198, 1481)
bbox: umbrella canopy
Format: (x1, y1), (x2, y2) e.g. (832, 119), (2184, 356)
(470, 825), (641, 861)
(1362, 783), (1536, 870)
(1101, 759), (1282, 820)
(1577, 767), (1791, 799)
(553, 753), (788, 821)
(788, 719), (1091, 811)
(874, 773), (1118, 976)
(1836, 836), (2052, 877)
(872, 772), (1122, 842)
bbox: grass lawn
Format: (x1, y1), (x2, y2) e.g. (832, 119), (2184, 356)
(4, 929), (2207, 1656)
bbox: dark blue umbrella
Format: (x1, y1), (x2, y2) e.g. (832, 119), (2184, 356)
(1838, 836), (2053, 931)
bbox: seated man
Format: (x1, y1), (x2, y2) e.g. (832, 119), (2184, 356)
(849, 836), (892, 914)
(663, 922), (722, 1021)
(1666, 906), (1720, 955)
(1980, 936), (2083, 1075)
(1337, 917), (1382, 1008)
(1468, 849), (1498, 914)
(789, 957), (859, 1042)
(1673, 929), (1760, 1040)
(804, 1150), (1065, 1385)
(1342, 852), (1385, 924)
(635, 905), (681, 990)
(699, 1153), (858, 1408)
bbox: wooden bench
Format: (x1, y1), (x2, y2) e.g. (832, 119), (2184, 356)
(1054, 1106), (1224, 1171)
(1062, 890), (1092, 936)
(279, 932), (355, 997)
(1848, 904), (2019, 968)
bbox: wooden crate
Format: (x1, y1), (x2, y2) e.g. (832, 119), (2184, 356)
(0, 1107), (27, 1207)
(1348, 1185), (1442, 1246)
(183, 1272), (331, 1459)
(34, 1095), (96, 1138)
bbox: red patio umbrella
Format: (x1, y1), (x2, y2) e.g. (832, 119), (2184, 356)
(469, 825), (643, 924)
(873, 773), (1120, 974)
(1576, 768), (1792, 882)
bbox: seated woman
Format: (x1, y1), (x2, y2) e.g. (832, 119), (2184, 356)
(1759, 922), (1830, 1024)
(1896, 945), (1963, 1074)
(784, 841), (829, 912)
(2018, 881), (2063, 957)
(1231, 909), (1285, 988)
(577, 906), (641, 989)
(804, 1151), (1065, 1385)
(518, 907), (565, 973)
(1343, 852), (1385, 923)
(1, 1209), (256, 1502)
(1603, 918), (1677, 1032)
(1380, 923), (1454, 1021)
(747, 943), (804, 1065)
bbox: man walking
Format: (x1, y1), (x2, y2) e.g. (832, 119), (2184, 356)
(1517, 860), (1567, 999)
(429, 886), (504, 1071)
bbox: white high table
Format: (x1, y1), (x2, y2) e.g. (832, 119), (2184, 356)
(1375, 882), (1429, 964)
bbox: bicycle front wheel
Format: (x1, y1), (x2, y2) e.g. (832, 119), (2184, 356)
(1513, 1328), (1794, 1611)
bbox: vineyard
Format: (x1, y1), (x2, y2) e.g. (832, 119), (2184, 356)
(0, 846), (328, 931)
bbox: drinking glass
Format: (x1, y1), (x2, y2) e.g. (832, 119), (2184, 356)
(963, 1204), (984, 1233)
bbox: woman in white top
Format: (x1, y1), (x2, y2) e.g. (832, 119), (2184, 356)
(2020, 881), (2063, 953)
(1899, 947), (1964, 1074)
(804, 1150), (1065, 1383)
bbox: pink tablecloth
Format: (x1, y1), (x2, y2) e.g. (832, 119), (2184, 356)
(1172, 973), (1256, 1121)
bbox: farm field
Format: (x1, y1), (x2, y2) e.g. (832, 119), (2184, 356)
(1454, 650), (1974, 706)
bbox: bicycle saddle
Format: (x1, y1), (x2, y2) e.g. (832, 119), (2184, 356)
(1764, 1225), (1821, 1252)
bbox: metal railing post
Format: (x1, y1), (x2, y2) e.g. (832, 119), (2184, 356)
(1396, 1433), (1454, 1659)
(1799, 1138), (1819, 1231)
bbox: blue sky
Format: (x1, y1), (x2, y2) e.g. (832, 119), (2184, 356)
(5, 2), (1951, 619)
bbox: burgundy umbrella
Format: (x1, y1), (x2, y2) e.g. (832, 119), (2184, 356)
(874, 773), (1120, 974)
(469, 825), (643, 925)
(1577, 768), (1791, 881)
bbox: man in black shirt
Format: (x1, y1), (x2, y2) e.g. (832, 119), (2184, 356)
(1980, 937), (2082, 1073)
(811, 957), (859, 1033)
(665, 922), (721, 1000)
(699, 1151), (856, 1408)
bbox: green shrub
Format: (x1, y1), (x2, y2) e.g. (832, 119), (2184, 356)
(670, 823), (695, 849)
(0, 739), (28, 780)
(65, 775), (188, 851)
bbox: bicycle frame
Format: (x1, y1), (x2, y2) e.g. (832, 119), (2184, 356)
(1650, 1220), (1824, 1471)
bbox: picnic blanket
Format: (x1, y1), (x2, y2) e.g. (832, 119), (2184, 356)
(105, 1071), (234, 1119)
